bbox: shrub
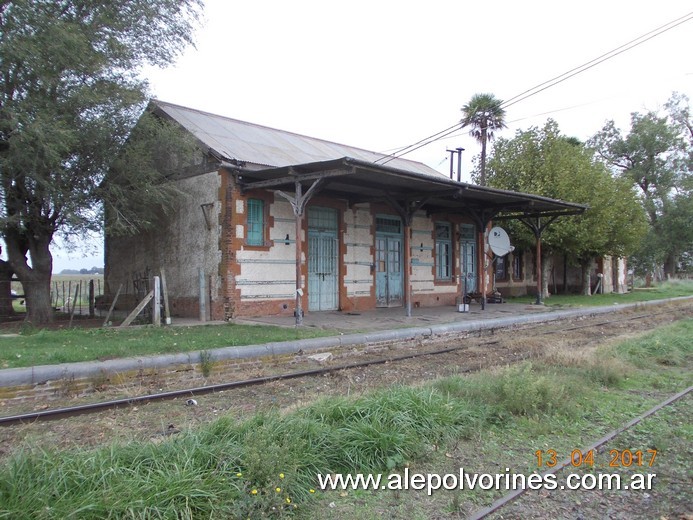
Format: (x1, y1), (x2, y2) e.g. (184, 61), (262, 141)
(435, 363), (581, 418)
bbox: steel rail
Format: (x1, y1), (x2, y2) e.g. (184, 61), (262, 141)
(538, 312), (660, 334)
(0, 308), (679, 427)
(0, 340), (506, 427)
(468, 385), (693, 520)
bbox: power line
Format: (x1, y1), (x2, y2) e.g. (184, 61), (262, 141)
(379, 10), (693, 164)
(501, 11), (693, 109)
(373, 121), (462, 164)
(377, 123), (462, 165)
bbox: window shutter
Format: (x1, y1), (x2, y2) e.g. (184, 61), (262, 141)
(247, 199), (264, 246)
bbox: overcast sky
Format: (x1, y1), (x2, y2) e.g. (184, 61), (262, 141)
(52, 0), (692, 271)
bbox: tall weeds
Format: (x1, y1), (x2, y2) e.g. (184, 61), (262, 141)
(1, 320), (689, 519)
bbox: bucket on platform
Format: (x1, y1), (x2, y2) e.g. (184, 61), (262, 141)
(457, 303), (469, 312)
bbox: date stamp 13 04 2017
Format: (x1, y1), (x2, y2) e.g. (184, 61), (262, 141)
(535, 448), (658, 468)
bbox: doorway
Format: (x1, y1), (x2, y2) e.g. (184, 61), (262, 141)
(459, 224), (477, 293)
(307, 207), (339, 311)
(375, 216), (403, 307)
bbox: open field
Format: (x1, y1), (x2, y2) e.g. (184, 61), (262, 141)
(11, 274), (105, 315)
(0, 315), (690, 519)
(11, 273), (105, 295)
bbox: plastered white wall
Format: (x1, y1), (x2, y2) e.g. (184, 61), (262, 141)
(343, 204), (373, 297)
(236, 199), (298, 300)
(105, 170), (222, 301)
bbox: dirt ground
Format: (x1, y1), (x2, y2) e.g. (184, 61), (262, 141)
(0, 312), (105, 331)
(0, 301), (690, 519)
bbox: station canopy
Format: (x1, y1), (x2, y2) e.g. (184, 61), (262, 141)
(228, 156), (587, 220)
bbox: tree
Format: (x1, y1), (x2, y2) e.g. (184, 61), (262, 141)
(588, 93), (692, 278)
(0, 0), (202, 324)
(665, 92), (693, 142)
(0, 245), (13, 318)
(461, 93), (507, 186)
(486, 120), (647, 296)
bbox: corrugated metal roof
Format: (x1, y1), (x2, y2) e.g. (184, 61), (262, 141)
(233, 157), (588, 219)
(152, 99), (447, 179)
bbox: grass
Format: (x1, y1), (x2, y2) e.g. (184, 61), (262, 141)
(0, 324), (335, 369)
(0, 319), (690, 519)
(2, 279), (691, 370)
(613, 319), (692, 368)
(507, 279), (693, 307)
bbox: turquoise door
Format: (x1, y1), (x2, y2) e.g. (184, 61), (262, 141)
(460, 224), (477, 293)
(308, 207), (338, 311)
(375, 216), (403, 307)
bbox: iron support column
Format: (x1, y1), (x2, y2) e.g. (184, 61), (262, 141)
(517, 215), (559, 306)
(403, 218), (412, 317)
(276, 176), (324, 326)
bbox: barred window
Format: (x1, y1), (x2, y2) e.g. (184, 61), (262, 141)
(495, 256), (508, 280)
(435, 222), (452, 280)
(247, 198), (264, 246)
(512, 251), (523, 280)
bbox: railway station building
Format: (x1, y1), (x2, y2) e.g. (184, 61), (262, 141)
(104, 100), (586, 323)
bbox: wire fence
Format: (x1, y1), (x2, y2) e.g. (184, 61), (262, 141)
(51, 277), (104, 316)
(9, 276), (105, 317)
(7, 272), (162, 323)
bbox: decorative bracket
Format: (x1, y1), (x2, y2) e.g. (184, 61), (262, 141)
(200, 203), (215, 231)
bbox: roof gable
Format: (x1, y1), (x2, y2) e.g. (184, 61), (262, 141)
(150, 99), (447, 179)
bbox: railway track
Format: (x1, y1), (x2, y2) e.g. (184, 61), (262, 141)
(0, 305), (686, 427)
(469, 385), (692, 519)
(0, 301), (690, 518)
(0, 339), (507, 426)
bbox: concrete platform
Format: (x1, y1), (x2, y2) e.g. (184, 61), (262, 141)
(230, 302), (554, 333)
(1, 297), (689, 390)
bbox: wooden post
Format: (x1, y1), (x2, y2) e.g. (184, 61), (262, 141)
(119, 290), (154, 327)
(199, 268), (207, 322)
(89, 280), (95, 318)
(103, 283), (122, 327)
(67, 280), (72, 314)
(153, 276), (161, 326)
(160, 268), (171, 325)
(209, 274), (215, 321)
(69, 284), (79, 327)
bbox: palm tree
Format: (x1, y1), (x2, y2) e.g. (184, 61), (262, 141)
(461, 93), (507, 186)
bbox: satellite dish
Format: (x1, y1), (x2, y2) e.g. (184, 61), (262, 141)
(488, 227), (513, 257)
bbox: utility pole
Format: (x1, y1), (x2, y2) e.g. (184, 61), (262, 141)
(448, 149), (455, 179)
(446, 147), (465, 182)
(456, 147), (464, 182)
